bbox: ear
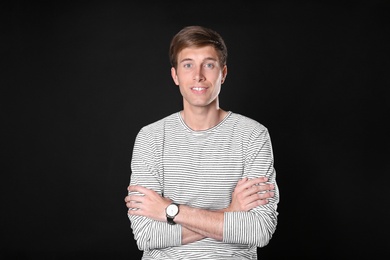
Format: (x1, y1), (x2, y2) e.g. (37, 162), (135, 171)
(171, 67), (179, 86)
(221, 65), (228, 84)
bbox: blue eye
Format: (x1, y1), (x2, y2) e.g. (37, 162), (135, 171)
(205, 63), (214, 69)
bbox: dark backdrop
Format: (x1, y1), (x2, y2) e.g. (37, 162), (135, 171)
(2, 1), (389, 259)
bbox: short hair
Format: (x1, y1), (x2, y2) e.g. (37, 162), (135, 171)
(169, 25), (228, 69)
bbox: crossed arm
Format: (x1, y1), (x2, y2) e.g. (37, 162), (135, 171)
(124, 177), (275, 244)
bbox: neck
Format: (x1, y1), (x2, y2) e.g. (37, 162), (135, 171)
(180, 107), (228, 131)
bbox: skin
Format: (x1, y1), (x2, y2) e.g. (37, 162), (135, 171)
(125, 45), (275, 244)
(171, 46), (228, 130)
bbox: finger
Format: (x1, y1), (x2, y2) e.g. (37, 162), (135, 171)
(243, 197), (268, 211)
(126, 194), (145, 203)
(245, 191), (275, 209)
(238, 177), (268, 190)
(257, 183), (275, 193)
(128, 185), (151, 195)
(240, 183), (269, 197)
(252, 199), (269, 207)
(248, 177), (268, 186)
(233, 178), (248, 190)
(124, 194), (139, 202)
(126, 200), (142, 208)
(128, 208), (142, 215)
(234, 178), (256, 192)
(257, 191), (274, 200)
(126, 201), (133, 209)
(245, 182), (274, 194)
(238, 177), (248, 184)
(242, 185), (275, 201)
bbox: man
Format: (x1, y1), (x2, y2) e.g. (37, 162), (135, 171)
(124, 25), (279, 259)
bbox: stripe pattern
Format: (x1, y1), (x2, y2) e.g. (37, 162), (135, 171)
(128, 111), (279, 259)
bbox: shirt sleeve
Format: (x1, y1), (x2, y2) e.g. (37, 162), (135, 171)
(223, 126), (279, 247)
(128, 127), (182, 251)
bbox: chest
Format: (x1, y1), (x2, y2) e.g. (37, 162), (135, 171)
(161, 136), (244, 208)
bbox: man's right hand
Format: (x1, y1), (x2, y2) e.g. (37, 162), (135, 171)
(225, 177), (275, 212)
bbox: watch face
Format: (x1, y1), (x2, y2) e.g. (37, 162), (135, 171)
(167, 204), (179, 216)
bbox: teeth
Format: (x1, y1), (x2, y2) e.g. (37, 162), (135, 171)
(193, 87), (205, 91)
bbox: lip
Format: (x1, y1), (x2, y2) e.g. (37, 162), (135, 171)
(190, 86), (208, 93)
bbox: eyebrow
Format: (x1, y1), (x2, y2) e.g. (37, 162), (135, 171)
(179, 57), (218, 64)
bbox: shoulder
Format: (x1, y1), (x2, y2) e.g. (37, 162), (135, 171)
(138, 112), (179, 135)
(133, 112), (179, 148)
(229, 112), (268, 132)
(228, 112), (273, 149)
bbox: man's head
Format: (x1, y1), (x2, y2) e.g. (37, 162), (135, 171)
(169, 25), (228, 70)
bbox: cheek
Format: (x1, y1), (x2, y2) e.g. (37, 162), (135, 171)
(174, 72), (190, 86)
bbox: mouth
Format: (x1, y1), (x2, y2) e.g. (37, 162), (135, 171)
(191, 87), (207, 92)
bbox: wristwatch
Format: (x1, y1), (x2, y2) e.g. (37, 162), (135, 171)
(165, 203), (180, 225)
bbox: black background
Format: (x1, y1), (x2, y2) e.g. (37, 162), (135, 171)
(2, 1), (389, 259)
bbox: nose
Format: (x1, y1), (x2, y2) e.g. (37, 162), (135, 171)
(193, 67), (205, 82)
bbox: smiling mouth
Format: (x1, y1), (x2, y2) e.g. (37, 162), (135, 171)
(191, 87), (207, 91)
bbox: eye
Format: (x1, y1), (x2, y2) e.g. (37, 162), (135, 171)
(204, 63), (214, 69)
(183, 63), (192, 68)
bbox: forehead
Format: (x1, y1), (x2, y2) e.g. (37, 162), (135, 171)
(178, 46), (219, 62)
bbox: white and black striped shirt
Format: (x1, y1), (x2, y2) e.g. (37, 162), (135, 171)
(128, 111), (279, 259)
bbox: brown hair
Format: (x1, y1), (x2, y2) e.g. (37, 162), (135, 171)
(169, 25), (228, 69)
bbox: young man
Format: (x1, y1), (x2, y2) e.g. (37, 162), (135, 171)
(124, 25), (279, 259)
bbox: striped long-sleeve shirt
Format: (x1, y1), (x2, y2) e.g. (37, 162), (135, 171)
(128, 111), (279, 259)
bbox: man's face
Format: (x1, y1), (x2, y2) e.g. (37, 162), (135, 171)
(171, 46), (227, 110)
